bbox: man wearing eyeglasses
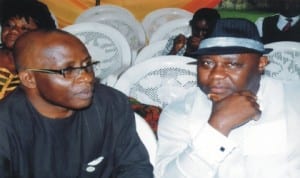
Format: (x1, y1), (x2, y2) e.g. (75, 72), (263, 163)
(0, 29), (154, 178)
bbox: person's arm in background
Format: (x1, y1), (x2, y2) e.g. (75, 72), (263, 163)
(161, 34), (187, 56)
(168, 34), (187, 55)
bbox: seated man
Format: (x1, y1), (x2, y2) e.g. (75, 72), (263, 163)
(255, 0), (300, 43)
(156, 18), (300, 178)
(0, 29), (154, 178)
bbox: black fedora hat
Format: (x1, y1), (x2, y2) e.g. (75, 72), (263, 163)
(192, 18), (272, 56)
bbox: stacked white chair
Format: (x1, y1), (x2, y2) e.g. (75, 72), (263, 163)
(264, 41), (300, 112)
(75, 4), (137, 22)
(114, 56), (198, 108)
(134, 40), (168, 64)
(149, 18), (191, 44)
(142, 8), (193, 41)
(75, 5), (147, 61)
(134, 113), (157, 166)
(63, 22), (131, 86)
(264, 41), (300, 81)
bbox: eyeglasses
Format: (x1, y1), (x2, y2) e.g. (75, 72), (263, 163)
(26, 61), (100, 79)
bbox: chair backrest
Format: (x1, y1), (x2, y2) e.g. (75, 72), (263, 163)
(75, 4), (136, 22)
(134, 40), (168, 64)
(63, 22), (131, 86)
(264, 41), (300, 81)
(75, 5), (146, 59)
(142, 8), (193, 40)
(114, 56), (198, 108)
(149, 18), (191, 44)
(134, 113), (157, 166)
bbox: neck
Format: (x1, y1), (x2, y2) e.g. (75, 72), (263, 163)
(25, 89), (74, 119)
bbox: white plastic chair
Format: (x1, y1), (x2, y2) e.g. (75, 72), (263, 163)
(264, 41), (300, 81)
(134, 40), (168, 64)
(114, 56), (198, 108)
(75, 4), (136, 22)
(63, 22), (131, 86)
(75, 5), (146, 60)
(149, 18), (191, 44)
(134, 113), (157, 166)
(142, 8), (193, 40)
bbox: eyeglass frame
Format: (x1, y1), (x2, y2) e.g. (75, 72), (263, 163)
(26, 61), (100, 78)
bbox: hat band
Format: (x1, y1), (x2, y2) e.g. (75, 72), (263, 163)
(199, 37), (265, 52)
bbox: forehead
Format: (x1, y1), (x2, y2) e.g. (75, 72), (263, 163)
(5, 16), (36, 24)
(194, 20), (208, 27)
(198, 53), (260, 62)
(29, 33), (90, 66)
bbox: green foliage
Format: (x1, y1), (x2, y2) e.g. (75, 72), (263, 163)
(218, 9), (274, 22)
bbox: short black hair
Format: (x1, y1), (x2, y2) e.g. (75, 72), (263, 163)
(189, 8), (220, 28)
(0, 0), (56, 29)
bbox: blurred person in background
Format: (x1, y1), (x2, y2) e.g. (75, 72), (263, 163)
(255, 0), (300, 43)
(0, 0), (56, 100)
(162, 8), (220, 57)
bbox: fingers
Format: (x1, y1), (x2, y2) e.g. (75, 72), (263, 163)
(238, 91), (261, 121)
(239, 91), (257, 101)
(207, 93), (220, 101)
(208, 90), (262, 121)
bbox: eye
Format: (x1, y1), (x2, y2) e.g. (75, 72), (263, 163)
(20, 26), (31, 32)
(61, 67), (75, 76)
(198, 59), (215, 68)
(3, 22), (14, 29)
(227, 61), (243, 69)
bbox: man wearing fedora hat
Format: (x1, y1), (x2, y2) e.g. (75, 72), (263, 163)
(155, 18), (300, 178)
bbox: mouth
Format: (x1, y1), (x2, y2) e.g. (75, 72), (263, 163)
(4, 35), (18, 45)
(207, 86), (230, 101)
(6, 34), (18, 40)
(209, 86), (228, 94)
(74, 87), (94, 100)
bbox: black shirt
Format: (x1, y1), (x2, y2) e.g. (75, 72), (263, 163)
(0, 84), (153, 178)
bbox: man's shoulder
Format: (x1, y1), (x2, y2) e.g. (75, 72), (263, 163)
(0, 88), (27, 129)
(94, 83), (125, 96)
(264, 14), (280, 21)
(0, 88), (25, 112)
(162, 87), (206, 117)
(92, 83), (130, 108)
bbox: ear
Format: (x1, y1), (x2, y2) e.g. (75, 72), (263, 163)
(258, 56), (269, 73)
(18, 71), (37, 89)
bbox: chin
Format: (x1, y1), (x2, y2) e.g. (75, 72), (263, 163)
(68, 98), (93, 110)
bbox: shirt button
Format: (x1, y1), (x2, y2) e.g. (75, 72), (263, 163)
(220, 146), (225, 152)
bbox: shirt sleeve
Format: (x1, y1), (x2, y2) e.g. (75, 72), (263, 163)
(155, 102), (236, 178)
(113, 96), (154, 178)
(0, 124), (12, 177)
(285, 92), (300, 178)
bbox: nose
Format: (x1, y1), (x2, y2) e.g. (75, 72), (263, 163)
(7, 26), (25, 35)
(210, 65), (227, 80)
(76, 69), (95, 83)
(199, 31), (206, 38)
